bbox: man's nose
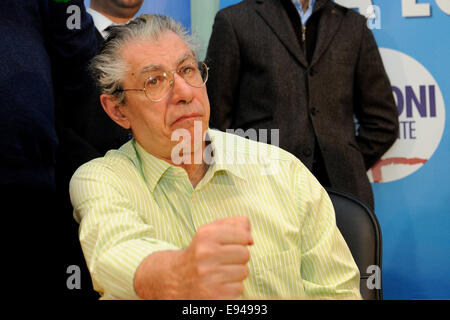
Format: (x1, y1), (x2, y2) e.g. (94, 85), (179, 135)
(170, 72), (194, 105)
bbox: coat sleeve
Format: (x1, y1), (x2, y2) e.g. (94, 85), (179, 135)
(205, 10), (241, 131)
(353, 22), (399, 169)
(44, 0), (98, 89)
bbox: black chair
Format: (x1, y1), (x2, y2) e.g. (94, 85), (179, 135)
(326, 188), (383, 300)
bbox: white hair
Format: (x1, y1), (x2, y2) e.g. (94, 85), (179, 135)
(89, 14), (200, 104)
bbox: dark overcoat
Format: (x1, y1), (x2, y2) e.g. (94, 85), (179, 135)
(206, 0), (399, 209)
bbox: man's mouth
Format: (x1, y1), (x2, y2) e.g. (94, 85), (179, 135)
(172, 113), (202, 125)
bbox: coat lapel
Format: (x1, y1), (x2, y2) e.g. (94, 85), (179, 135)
(310, 1), (344, 67)
(254, 0), (308, 68)
(95, 29), (105, 50)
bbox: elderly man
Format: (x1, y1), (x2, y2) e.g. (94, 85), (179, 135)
(70, 14), (361, 300)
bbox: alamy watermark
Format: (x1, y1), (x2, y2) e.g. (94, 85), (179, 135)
(66, 5), (81, 30)
(60, 2), (382, 31)
(51, 0), (81, 30)
(65, 263), (382, 292)
(365, 5), (381, 30)
(170, 121), (281, 175)
(366, 265), (381, 290)
(66, 264), (81, 290)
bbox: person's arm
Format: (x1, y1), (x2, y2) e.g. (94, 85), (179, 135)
(70, 160), (252, 299)
(353, 22), (399, 169)
(134, 217), (253, 299)
(70, 160), (178, 299)
(44, 0), (97, 88)
(294, 163), (362, 298)
(205, 10), (241, 131)
(45, 0), (104, 185)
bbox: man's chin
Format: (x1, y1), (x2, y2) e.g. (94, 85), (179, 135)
(113, 0), (143, 9)
(170, 119), (208, 139)
(170, 138), (206, 166)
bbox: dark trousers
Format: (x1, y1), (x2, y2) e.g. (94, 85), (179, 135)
(1, 184), (98, 300)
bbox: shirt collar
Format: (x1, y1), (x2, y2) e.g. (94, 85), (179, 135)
(206, 129), (246, 182)
(131, 129), (246, 192)
(86, 7), (115, 39)
(132, 139), (172, 192)
(292, 0), (316, 26)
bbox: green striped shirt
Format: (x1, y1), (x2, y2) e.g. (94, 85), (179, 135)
(70, 129), (361, 299)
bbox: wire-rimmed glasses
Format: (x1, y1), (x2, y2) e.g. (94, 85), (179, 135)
(116, 60), (209, 102)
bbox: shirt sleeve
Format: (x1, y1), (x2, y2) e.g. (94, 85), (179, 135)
(69, 160), (179, 299)
(294, 163), (362, 299)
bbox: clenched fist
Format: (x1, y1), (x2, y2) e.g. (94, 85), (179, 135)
(134, 216), (253, 299)
(179, 216), (253, 299)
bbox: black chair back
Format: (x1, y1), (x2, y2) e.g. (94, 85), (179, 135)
(326, 188), (383, 300)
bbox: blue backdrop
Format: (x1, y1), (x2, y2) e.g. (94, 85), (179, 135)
(365, 0), (449, 300)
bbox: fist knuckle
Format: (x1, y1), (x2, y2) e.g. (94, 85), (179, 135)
(235, 246), (250, 263)
(194, 244), (214, 261)
(239, 216), (249, 223)
(242, 265), (250, 278)
(243, 247), (251, 262)
(239, 216), (250, 226)
(196, 225), (212, 240)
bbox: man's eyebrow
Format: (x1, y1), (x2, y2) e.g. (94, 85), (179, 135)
(138, 52), (195, 76)
(175, 53), (195, 66)
(139, 64), (163, 75)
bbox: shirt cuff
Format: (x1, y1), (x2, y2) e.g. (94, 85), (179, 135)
(95, 238), (180, 299)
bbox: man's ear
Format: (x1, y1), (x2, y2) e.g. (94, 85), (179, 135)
(100, 94), (131, 129)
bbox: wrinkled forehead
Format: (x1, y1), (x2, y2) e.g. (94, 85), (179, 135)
(120, 31), (195, 75)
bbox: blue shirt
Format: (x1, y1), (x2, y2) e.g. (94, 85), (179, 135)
(292, 0), (316, 26)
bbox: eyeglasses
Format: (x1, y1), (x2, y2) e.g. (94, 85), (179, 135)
(115, 61), (209, 102)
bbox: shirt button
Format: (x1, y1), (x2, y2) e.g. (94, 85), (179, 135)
(310, 107), (317, 116)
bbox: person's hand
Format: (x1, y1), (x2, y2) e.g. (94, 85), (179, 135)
(177, 216), (253, 299)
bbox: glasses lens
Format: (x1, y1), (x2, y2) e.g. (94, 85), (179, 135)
(145, 73), (169, 101)
(144, 62), (209, 101)
(181, 62), (208, 88)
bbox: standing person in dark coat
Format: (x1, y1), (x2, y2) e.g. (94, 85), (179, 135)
(56, 0), (144, 186)
(54, 0), (144, 299)
(82, 0), (144, 156)
(205, 0), (399, 210)
(0, 0), (97, 297)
